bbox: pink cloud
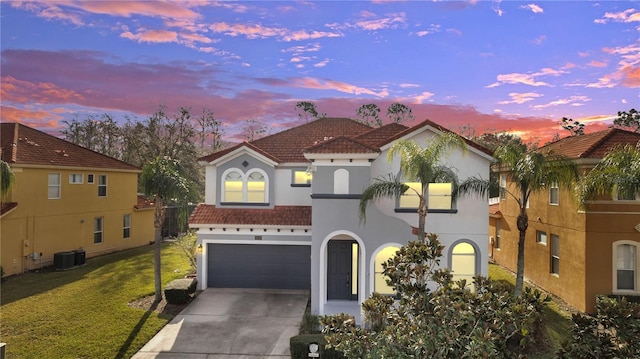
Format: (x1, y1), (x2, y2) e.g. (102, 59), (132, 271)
(587, 60), (607, 67)
(120, 29), (178, 43)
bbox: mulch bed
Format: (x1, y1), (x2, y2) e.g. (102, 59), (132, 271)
(128, 290), (201, 317)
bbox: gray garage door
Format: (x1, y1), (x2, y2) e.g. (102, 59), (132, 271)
(207, 244), (311, 289)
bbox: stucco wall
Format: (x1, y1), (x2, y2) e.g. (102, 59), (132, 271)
(1, 167), (154, 277)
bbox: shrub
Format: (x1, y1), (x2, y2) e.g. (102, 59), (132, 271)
(173, 231), (197, 273)
(164, 278), (197, 304)
(290, 334), (345, 359)
(321, 233), (548, 358)
(558, 296), (640, 358)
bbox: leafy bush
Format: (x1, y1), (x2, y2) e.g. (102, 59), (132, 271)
(164, 278), (197, 304)
(321, 233), (548, 358)
(289, 334), (345, 359)
(558, 296), (640, 358)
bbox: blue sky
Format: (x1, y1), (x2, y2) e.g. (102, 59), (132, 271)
(1, 1), (638, 143)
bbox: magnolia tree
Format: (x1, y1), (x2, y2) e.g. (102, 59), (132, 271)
(321, 233), (548, 358)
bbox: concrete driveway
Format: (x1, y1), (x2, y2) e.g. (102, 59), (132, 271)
(132, 288), (309, 359)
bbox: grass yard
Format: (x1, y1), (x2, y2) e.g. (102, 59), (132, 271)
(488, 263), (573, 359)
(0, 243), (192, 359)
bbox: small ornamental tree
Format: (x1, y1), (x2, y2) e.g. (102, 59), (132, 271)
(141, 156), (193, 302)
(558, 296), (640, 358)
(321, 233), (548, 358)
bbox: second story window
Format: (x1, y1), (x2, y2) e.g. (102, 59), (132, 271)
(48, 173), (61, 199)
(549, 181), (559, 205)
(292, 170), (312, 186)
(247, 171), (266, 203)
(69, 174), (83, 184)
(222, 168), (268, 204)
(399, 182), (453, 210)
(98, 175), (107, 197)
(499, 174), (507, 200)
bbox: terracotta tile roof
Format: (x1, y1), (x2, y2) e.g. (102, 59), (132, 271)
(198, 117), (374, 164)
(134, 195), (155, 210)
(198, 141), (282, 164)
(189, 204), (312, 226)
(489, 203), (501, 216)
(0, 123), (139, 171)
(540, 129), (640, 159)
(199, 117), (493, 165)
(355, 123), (409, 147)
(380, 119), (494, 156)
(1, 202), (18, 217)
(303, 136), (380, 155)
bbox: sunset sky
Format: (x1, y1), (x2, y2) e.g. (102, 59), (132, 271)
(1, 1), (638, 144)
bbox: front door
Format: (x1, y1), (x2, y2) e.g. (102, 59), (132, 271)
(327, 240), (357, 300)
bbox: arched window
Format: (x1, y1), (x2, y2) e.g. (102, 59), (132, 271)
(247, 171), (266, 203)
(450, 241), (476, 289)
(222, 168), (268, 204)
(374, 246), (400, 295)
(613, 241), (638, 293)
(224, 170), (243, 202)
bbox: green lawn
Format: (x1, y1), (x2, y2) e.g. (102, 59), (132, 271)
(488, 263), (573, 358)
(0, 243), (191, 359)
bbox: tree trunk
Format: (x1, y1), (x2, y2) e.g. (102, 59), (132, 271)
(417, 195), (427, 243)
(153, 196), (165, 303)
(515, 208), (528, 297)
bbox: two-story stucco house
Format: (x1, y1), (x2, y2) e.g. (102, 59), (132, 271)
(0, 123), (155, 277)
(490, 128), (640, 313)
(189, 117), (493, 321)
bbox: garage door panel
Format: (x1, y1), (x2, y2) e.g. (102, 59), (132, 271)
(207, 244), (310, 289)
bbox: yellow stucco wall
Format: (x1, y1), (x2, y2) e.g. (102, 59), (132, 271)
(1, 166), (154, 277)
(489, 172), (640, 313)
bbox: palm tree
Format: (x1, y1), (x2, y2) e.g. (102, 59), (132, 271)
(359, 132), (467, 243)
(1, 160), (15, 200)
(458, 143), (578, 296)
(141, 156), (193, 302)
(578, 142), (640, 203)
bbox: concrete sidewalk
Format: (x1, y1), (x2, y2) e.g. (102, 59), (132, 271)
(132, 288), (309, 359)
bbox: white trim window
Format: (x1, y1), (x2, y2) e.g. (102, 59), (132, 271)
(48, 173), (61, 199)
(123, 214), (131, 239)
(94, 217), (104, 244)
(98, 175), (107, 197)
(69, 173), (83, 184)
(550, 234), (560, 275)
(499, 174), (507, 200)
(87, 174), (95, 184)
(613, 241), (638, 293)
(549, 181), (559, 205)
(222, 168), (268, 204)
(536, 230), (547, 245)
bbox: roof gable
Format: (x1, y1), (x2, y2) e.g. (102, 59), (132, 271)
(0, 123), (139, 171)
(540, 129), (640, 159)
(198, 141), (280, 166)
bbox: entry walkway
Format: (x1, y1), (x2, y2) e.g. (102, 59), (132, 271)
(132, 288), (309, 358)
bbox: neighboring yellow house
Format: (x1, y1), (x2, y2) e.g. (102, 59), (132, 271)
(490, 129), (640, 313)
(1, 122), (154, 277)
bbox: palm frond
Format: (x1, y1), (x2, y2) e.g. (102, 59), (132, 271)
(359, 176), (408, 223)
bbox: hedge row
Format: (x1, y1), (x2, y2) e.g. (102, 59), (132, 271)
(164, 278), (197, 304)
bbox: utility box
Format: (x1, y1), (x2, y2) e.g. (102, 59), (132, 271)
(73, 249), (86, 266)
(54, 252), (75, 270)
